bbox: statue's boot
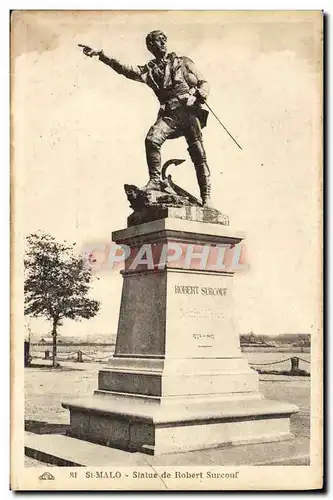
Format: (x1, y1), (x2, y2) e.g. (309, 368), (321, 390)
(199, 171), (213, 208)
(141, 164), (163, 192)
(188, 141), (214, 208)
(141, 139), (163, 192)
(141, 178), (161, 191)
(141, 176), (178, 195)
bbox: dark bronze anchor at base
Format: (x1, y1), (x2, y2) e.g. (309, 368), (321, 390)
(124, 158), (229, 226)
(124, 158), (204, 212)
(161, 158), (202, 207)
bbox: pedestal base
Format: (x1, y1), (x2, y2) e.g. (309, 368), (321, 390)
(62, 217), (298, 456)
(63, 355), (297, 456)
(63, 392), (297, 455)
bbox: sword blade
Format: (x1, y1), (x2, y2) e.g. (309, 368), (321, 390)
(205, 102), (243, 150)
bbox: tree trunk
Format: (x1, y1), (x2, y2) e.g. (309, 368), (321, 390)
(52, 318), (58, 367)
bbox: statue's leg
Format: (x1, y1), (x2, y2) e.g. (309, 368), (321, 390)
(184, 117), (213, 208)
(143, 117), (175, 191)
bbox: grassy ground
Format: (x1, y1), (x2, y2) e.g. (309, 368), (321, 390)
(24, 360), (310, 466)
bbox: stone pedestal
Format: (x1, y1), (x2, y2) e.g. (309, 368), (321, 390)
(63, 215), (298, 455)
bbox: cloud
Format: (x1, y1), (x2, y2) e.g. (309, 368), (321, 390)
(11, 11), (89, 57)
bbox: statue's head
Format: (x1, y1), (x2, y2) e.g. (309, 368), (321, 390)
(146, 30), (167, 58)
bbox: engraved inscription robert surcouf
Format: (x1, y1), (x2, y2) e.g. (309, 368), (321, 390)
(174, 285), (228, 296)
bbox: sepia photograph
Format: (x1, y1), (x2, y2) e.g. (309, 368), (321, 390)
(10, 9), (323, 490)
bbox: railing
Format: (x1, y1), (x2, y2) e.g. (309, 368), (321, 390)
(249, 356), (310, 376)
(42, 349), (112, 363)
(29, 351), (311, 375)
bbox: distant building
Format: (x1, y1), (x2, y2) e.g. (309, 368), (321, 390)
(265, 341), (278, 348)
(37, 336), (63, 344)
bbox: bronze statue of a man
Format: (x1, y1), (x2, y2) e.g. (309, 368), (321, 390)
(81, 30), (212, 207)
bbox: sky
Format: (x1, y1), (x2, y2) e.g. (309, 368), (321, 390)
(12, 10), (322, 338)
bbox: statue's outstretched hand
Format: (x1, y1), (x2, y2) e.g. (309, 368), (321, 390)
(78, 44), (101, 58)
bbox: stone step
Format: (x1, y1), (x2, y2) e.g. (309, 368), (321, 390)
(25, 432), (309, 467)
(62, 394), (298, 424)
(25, 432), (144, 467)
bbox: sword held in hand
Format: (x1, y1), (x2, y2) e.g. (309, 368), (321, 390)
(192, 90), (242, 150)
(204, 101), (243, 150)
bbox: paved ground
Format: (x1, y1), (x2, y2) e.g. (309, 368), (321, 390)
(25, 361), (100, 427)
(24, 456), (56, 467)
(24, 360), (310, 466)
(260, 376), (310, 439)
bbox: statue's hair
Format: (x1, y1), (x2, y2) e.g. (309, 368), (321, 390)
(145, 30), (167, 51)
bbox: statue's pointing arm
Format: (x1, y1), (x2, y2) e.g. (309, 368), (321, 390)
(79, 45), (146, 82)
(98, 51), (146, 83)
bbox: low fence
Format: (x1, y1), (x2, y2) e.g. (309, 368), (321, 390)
(41, 349), (112, 363)
(249, 356), (310, 376)
(29, 350), (311, 376)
